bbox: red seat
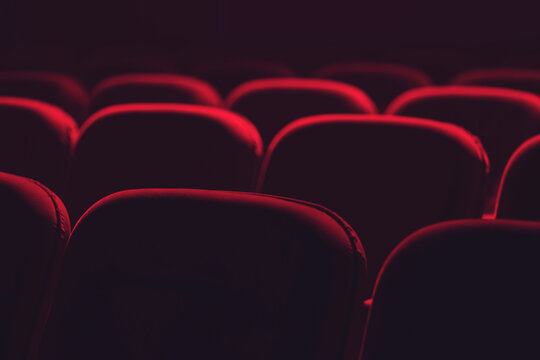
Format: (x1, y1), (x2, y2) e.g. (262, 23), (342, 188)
(0, 71), (89, 124)
(395, 49), (481, 84)
(192, 59), (295, 97)
(90, 74), (222, 114)
(0, 97), (78, 196)
(0, 172), (70, 360)
(67, 104), (262, 221)
(38, 189), (367, 360)
(496, 134), (540, 220)
(258, 114), (488, 286)
(77, 55), (178, 89)
(386, 86), (540, 211)
(361, 220), (540, 360)
(452, 68), (540, 95)
(314, 62), (431, 111)
(227, 78), (376, 146)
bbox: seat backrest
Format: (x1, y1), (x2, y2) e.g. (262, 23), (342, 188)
(227, 78), (376, 145)
(496, 134), (540, 220)
(192, 59), (295, 97)
(361, 219), (540, 360)
(0, 172), (70, 360)
(68, 103), (262, 222)
(90, 74), (222, 113)
(258, 114), (488, 286)
(386, 86), (540, 209)
(0, 97), (78, 196)
(0, 71), (89, 123)
(394, 49), (481, 84)
(314, 62), (431, 111)
(452, 68), (540, 95)
(77, 55), (178, 89)
(38, 189), (367, 360)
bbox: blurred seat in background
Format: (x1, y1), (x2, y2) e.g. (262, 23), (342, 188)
(453, 68), (540, 96)
(227, 78), (376, 146)
(89, 74), (222, 114)
(192, 59), (295, 97)
(0, 71), (88, 123)
(77, 54), (178, 89)
(314, 62), (431, 111)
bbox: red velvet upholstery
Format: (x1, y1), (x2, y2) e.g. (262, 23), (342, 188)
(361, 220), (540, 360)
(90, 74), (222, 114)
(67, 104), (262, 222)
(387, 86), (540, 210)
(0, 172), (70, 360)
(452, 68), (540, 95)
(496, 134), (540, 220)
(0, 71), (89, 124)
(39, 189), (367, 360)
(0, 97), (78, 196)
(192, 59), (295, 97)
(258, 114), (488, 286)
(314, 62), (431, 111)
(227, 78), (376, 145)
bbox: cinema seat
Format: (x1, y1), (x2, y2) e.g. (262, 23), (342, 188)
(0, 71), (89, 123)
(314, 62), (431, 111)
(192, 59), (295, 97)
(395, 49), (481, 84)
(258, 114), (488, 286)
(227, 78), (376, 145)
(38, 189), (367, 360)
(67, 104), (262, 221)
(496, 134), (540, 220)
(0, 97), (78, 196)
(361, 220), (540, 360)
(77, 55), (178, 89)
(0, 172), (70, 360)
(386, 86), (540, 211)
(452, 68), (540, 95)
(90, 74), (222, 113)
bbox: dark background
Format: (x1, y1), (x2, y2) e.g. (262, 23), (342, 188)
(1, 0), (539, 70)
